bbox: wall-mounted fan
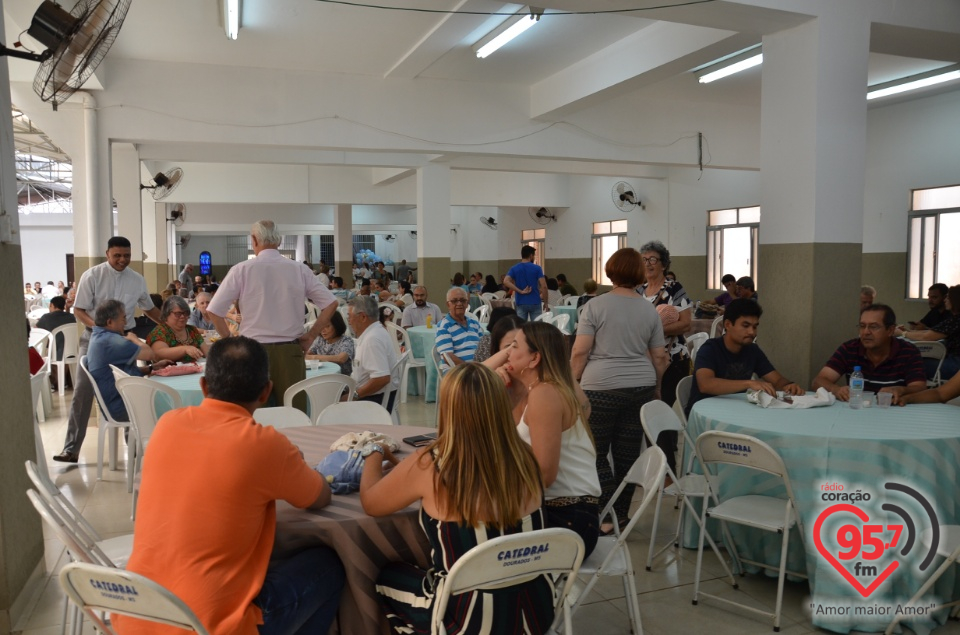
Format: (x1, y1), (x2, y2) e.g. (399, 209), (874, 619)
(178, 233), (191, 247)
(2, 0), (132, 110)
(480, 216), (498, 230)
(166, 203), (186, 226)
(384, 234), (397, 242)
(142, 167), (184, 200)
(409, 230), (418, 239)
(528, 207), (556, 225)
(612, 181), (640, 212)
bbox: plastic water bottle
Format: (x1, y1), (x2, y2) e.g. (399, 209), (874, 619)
(849, 366), (864, 410)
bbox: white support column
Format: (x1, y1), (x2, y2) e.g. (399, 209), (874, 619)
(111, 142), (143, 274)
(334, 204), (353, 283)
(417, 164), (451, 299)
(758, 10), (870, 385)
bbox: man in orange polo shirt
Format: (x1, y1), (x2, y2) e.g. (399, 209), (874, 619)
(116, 337), (343, 635)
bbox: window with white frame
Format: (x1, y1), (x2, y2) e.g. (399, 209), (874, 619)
(706, 206), (759, 290)
(522, 229), (545, 269)
(591, 220), (627, 286)
(907, 184), (960, 298)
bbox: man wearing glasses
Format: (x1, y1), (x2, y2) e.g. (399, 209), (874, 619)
(435, 287), (484, 369)
(813, 304), (926, 401)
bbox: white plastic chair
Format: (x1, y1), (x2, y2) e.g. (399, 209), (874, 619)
(709, 315), (725, 338)
(378, 301), (403, 325)
(913, 340), (947, 387)
(114, 375), (182, 512)
(535, 311), (555, 324)
(434, 528), (584, 635)
(31, 328), (53, 417)
(885, 525), (960, 635)
(493, 290), (507, 300)
(48, 323), (80, 396)
(381, 351), (409, 424)
(480, 292), (497, 303)
(472, 303), (490, 324)
(30, 371), (49, 473)
(283, 374), (356, 424)
(693, 430), (805, 632)
(305, 300), (320, 322)
(315, 401), (393, 426)
(567, 447), (666, 634)
(80, 356), (132, 482)
(640, 401), (737, 582)
(686, 332), (709, 362)
(254, 406), (312, 428)
(552, 313), (572, 335)
(563, 295), (580, 306)
(674, 375), (693, 425)
(59, 562), (210, 635)
(338, 304), (354, 337)
(387, 324), (426, 404)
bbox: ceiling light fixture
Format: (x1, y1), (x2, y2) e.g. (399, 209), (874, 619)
(223, 0), (240, 40)
(473, 7), (543, 59)
(867, 64), (960, 100)
(697, 53), (762, 84)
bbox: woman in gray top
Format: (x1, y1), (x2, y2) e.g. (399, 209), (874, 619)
(570, 247), (669, 532)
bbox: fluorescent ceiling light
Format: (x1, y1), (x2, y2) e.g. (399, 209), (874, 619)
(224, 0), (240, 40)
(867, 66), (960, 100)
(698, 53), (763, 84)
(475, 13), (539, 59)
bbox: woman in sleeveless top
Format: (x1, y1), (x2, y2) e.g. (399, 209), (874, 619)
(360, 363), (555, 635)
(484, 321), (601, 556)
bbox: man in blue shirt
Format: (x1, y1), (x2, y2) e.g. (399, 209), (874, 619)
(687, 299), (803, 413)
(435, 288), (484, 369)
(87, 300), (166, 422)
(504, 245), (547, 321)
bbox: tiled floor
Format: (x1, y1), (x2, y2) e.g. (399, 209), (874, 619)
(17, 393), (959, 634)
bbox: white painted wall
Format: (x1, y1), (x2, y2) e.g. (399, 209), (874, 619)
(19, 214), (74, 285)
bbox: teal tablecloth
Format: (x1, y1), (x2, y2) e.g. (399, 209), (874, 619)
(687, 394), (960, 633)
(407, 326), (438, 402)
(553, 305), (578, 332)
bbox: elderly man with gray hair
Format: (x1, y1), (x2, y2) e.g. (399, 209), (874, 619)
(208, 220), (337, 411)
(188, 291), (216, 330)
(346, 295), (399, 410)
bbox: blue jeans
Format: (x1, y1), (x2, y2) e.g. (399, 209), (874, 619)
(256, 546), (344, 635)
(515, 303), (542, 322)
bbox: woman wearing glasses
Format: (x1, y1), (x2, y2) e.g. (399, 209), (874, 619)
(147, 296), (210, 362)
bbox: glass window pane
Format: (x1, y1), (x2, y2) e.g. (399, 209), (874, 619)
(611, 219), (628, 233)
(522, 230), (534, 240)
(751, 226), (759, 287)
(722, 226), (752, 281)
(707, 228), (717, 289)
(598, 235), (621, 286)
(913, 185), (960, 211)
(709, 209), (737, 226)
(535, 228), (545, 239)
(739, 206), (761, 223)
(908, 217), (922, 298)
(937, 212), (960, 287)
(922, 216), (936, 293)
(592, 222), (609, 234)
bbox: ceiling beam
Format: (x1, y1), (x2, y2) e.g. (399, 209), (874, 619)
(135, 142), (443, 168)
(447, 155), (669, 179)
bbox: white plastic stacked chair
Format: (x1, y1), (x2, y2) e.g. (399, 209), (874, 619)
(49, 324), (81, 397)
(434, 528), (584, 635)
(59, 562), (210, 635)
(639, 400), (737, 583)
(566, 447), (666, 634)
(552, 313), (572, 335)
(316, 401), (393, 426)
(31, 328), (53, 419)
(387, 324), (425, 404)
(686, 332), (709, 362)
(709, 315), (725, 338)
(535, 311), (555, 324)
(80, 356), (132, 482)
(114, 375), (182, 515)
(381, 351), (409, 424)
(29, 371), (49, 474)
(254, 406), (312, 428)
(379, 301), (403, 325)
(283, 374), (356, 424)
(693, 430), (805, 632)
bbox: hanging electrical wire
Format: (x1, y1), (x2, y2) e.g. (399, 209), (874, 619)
(311, 0), (718, 16)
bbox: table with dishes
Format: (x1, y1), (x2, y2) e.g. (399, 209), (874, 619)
(686, 393), (960, 633)
(150, 361), (340, 407)
(276, 423), (436, 635)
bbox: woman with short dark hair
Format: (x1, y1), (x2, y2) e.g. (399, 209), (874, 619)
(307, 311), (354, 375)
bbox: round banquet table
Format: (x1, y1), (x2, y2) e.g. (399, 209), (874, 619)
(151, 361), (340, 407)
(687, 394), (960, 634)
(276, 423), (436, 635)
(406, 325), (439, 402)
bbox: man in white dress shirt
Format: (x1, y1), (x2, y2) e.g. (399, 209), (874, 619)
(346, 296), (399, 411)
(54, 236), (161, 463)
(208, 220), (338, 411)
(400, 286), (441, 328)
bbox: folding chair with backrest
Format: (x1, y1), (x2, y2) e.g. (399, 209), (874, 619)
(563, 295), (579, 306)
(566, 447), (667, 635)
(434, 528), (584, 635)
(315, 401), (394, 426)
(535, 311), (555, 324)
(115, 375), (182, 512)
(693, 430), (805, 632)
(80, 356), (132, 482)
(30, 371), (49, 473)
(913, 340), (947, 387)
(49, 323), (80, 396)
(253, 406), (312, 428)
(686, 332), (709, 362)
(640, 401), (737, 584)
(283, 374), (356, 424)
(59, 562), (210, 635)
(32, 328), (53, 418)
(674, 375), (693, 425)
(885, 525), (960, 635)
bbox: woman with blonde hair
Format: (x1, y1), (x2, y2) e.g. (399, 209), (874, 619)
(361, 363), (556, 634)
(485, 321), (601, 556)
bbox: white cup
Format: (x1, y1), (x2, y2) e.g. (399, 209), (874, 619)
(877, 392), (893, 408)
